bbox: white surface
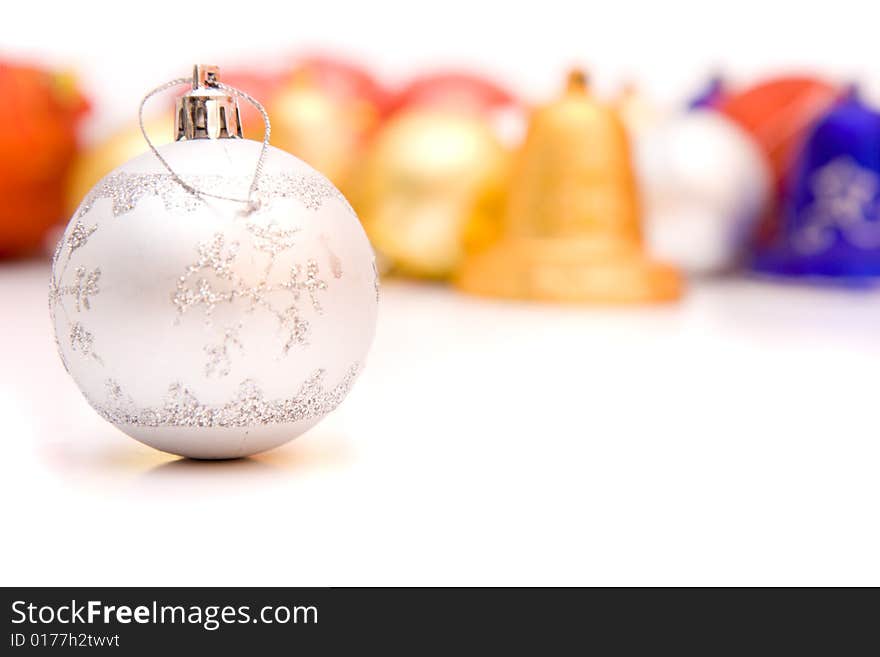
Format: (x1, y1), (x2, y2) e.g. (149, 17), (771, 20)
(2, 261), (880, 585)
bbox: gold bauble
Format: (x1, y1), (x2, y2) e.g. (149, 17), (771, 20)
(456, 71), (681, 303)
(65, 116), (173, 216)
(269, 72), (379, 194)
(355, 110), (509, 279)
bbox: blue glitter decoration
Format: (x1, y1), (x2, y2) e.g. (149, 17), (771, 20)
(752, 88), (880, 280)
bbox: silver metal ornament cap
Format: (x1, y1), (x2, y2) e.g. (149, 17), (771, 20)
(175, 65), (243, 141)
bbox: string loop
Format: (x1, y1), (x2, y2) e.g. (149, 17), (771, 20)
(137, 77), (272, 210)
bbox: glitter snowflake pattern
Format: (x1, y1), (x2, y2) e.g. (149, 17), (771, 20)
(173, 222), (330, 376)
(88, 364), (359, 428)
(260, 171), (354, 215)
(66, 221), (98, 250)
(74, 171), (354, 221)
(793, 157), (880, 254)
(371, 258), (380, 303)
(53, 266), (102, 312)
(204, 325), (243, 377)
(69, 322), (102, 364)
(246, 222), (300, 256)
(284, 260), (327, 312)
(49, 221), (103, 365)
(51, 167), (354, 379)
(171, 233), (240, 317)
(74, 173), (200, 220)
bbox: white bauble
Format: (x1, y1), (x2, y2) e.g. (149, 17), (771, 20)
(636, 109), (771, 274)
(50, 139), (379, 459)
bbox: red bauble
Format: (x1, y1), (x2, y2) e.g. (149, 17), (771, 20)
(719, 76), (841, 187)
(0, 62), (88, 257)
(219, 69), (285, 139)
(389, 71), (519, 116)
(719, 76), (842, 247)
(289, 55), (391, 115)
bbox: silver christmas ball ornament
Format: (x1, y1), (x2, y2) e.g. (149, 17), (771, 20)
(49, 66), (378, 458)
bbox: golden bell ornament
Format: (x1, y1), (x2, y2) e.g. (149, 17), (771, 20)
(355, 109), (510, 279)
(455, 71), (681, 303)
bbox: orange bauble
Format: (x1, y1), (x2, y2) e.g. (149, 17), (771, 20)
(0, 62), (87, 257)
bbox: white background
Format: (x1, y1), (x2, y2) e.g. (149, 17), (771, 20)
(2, 0), (880, 585)
(4, 0), (880, 132)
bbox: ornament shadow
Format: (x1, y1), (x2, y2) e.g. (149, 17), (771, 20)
(136, 431), (355, 490)
(43, 429), (355, 496)
(40, 435), (170, 481)
(257, 433), (356, 470)
(145, 457), (277, 477)
(133, 456), (284, 497)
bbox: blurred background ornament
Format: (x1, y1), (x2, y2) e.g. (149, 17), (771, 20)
(388, 71), (517, 116)
(752, 88), (880, 279)
(637, 109), (771, 274)
(268, 55), (389, 195)
(50, 65), (378, 459)
(615, 81), (666, 140)
(65, 115), (174, 216)
(219, 68), (284, 139)
(718, 76), (841, 250)
(687, 74), (727, 110)
(386, 70), (525, 144)
(354, 71), (518, 279)
(719, 76), (840, 185)
(0, 60), (88, 258)
(456, 70), (681, 302)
